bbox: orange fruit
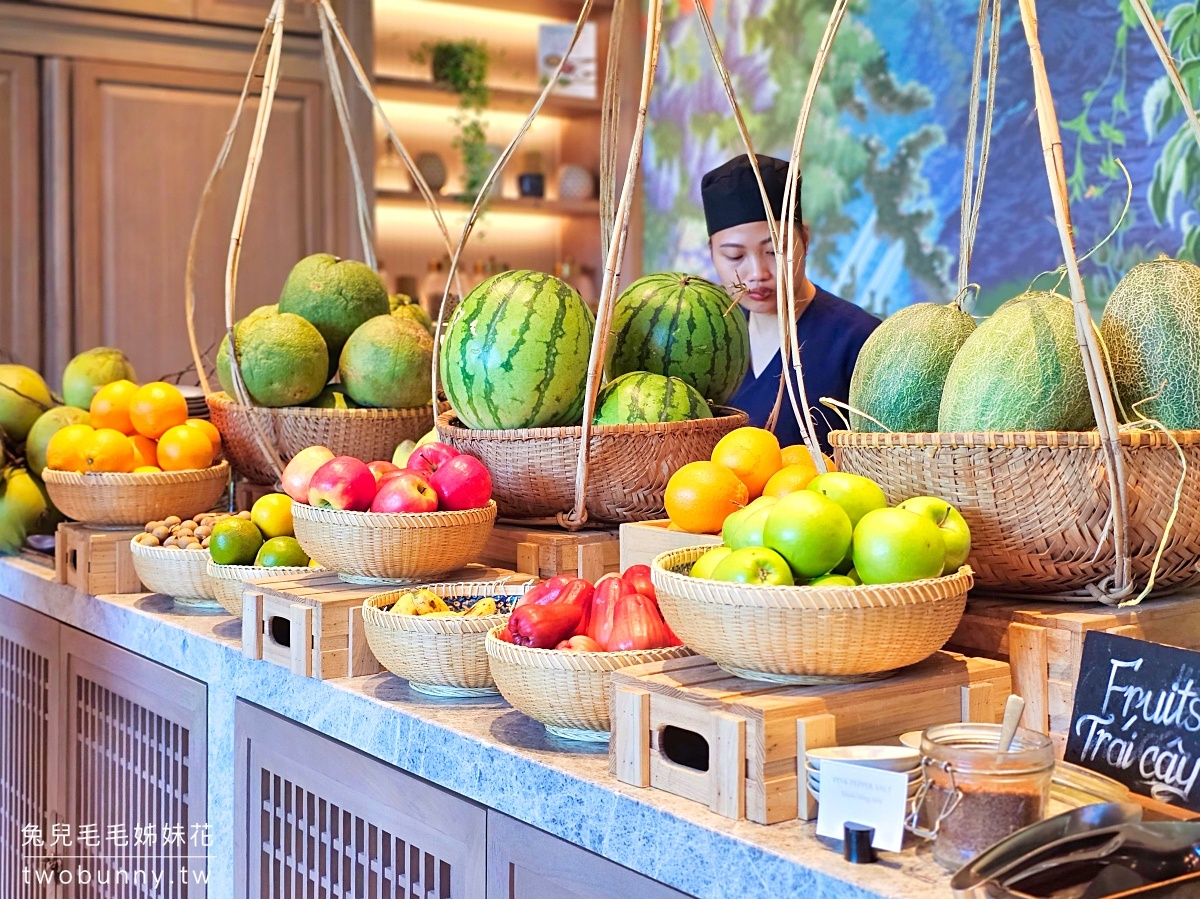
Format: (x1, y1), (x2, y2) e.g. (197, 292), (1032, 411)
(130, 434), (158, 468)
(665, 461), (749, 534)
(89, 379), (139, 435)
(46, 424), (95, 473)
(156, 424), (215, 471)
(763, 463), (821, 497)
(185, 418), (221, 454)
(134, 465), (162, 473)
(82, 428), (135, 473)
(710, 427), (783, 499)
(129, 382), (188, 439)
(781, 444), (835, 472)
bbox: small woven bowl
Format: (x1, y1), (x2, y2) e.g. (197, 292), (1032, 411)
(652, 546), (972, 684)
(129, 542), (217, 606)
(42, 461), (230, 527)
(361, 577), (535, 697)
(485, 627), (693, 741)
(291, 500), (497, 583)
(206, 559), (317, 617)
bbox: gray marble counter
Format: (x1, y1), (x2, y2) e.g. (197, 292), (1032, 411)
(0, 555), (954, 898)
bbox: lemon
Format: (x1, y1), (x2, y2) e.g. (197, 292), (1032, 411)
(251, 492), (294, 538)
(255, 536), (310, 567)
(209, 518), (264, 565)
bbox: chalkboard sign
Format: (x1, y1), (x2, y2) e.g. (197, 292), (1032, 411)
(1065, 631), (1200, 812)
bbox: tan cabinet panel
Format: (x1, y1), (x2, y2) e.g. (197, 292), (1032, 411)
(0, 53), (41, 371)
(31, 0), (196, 21)
(194, 0), (319, 33)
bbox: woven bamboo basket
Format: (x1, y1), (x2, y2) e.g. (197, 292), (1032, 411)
(291, 500), (497, 583)
(129, 542), (216, 605)
(485, 627), (692, 741)
(361, 577), (535, 697)
(652, 545), (972, 684)
(206, 559), (316, 617)
(831, 430), (1200, 599)
(436, 408), (748, 523)
(42, 462), (230, 527)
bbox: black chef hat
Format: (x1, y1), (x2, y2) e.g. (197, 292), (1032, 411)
(701, 154), (802, 237)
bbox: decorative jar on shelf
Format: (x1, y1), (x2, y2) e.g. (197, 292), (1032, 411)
(557, 164), (594, 201)
(518, 151), (545, 198)
(415, 152), (447, 194)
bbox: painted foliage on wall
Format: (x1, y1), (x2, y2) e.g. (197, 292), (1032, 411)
(644, 0), (1200, 316)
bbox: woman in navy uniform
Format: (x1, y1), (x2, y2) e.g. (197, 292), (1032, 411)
(701, 154), (880, 452)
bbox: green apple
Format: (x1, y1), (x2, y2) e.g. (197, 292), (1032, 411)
(762, 490), (852, 579)
(808, 574), (857, 587)
(711, 547), (795, 586)
(898, 495), (971, 574)
(852, 508), (946, 585)
(721, 495), (778, 550)
(807, 472), (887, 527)
(845, 567), (862, 585)
(690, 545), (733, 579)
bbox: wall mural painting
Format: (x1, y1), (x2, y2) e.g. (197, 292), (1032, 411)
(644, 0), (1200, 317)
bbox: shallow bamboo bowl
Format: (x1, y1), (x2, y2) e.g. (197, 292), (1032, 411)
(652, 546), (972, 684)
(42, 461), (230, 527)
(291, 500), (497, 583)
(206, 559), (316, 617)
(436, 407), (749, 523)
(129, 542), (216, 604)
(361, 578), (534, 697)
(831, 429), (1200, 599)
(485, 627), (692, 741)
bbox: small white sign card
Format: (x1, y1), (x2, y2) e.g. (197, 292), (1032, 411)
(537, 22), (598, 99)
(815, 760), (909, 853)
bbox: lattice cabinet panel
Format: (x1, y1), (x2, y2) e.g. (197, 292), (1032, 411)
(234, 701), (487, 899)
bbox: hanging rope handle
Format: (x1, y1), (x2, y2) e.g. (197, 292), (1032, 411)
(599, 0), (627, 262)
(1017, 0), (1132, 601)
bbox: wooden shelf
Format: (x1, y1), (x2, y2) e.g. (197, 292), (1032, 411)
(375, 74), (600, 118)
(378, 0), (612, 22)
(377, 187), (600, 217)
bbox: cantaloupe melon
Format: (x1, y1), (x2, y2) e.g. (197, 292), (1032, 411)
(848, 303), (975, 432)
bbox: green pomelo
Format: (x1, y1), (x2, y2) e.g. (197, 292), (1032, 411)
(390, 294), (434, 335)
(25, 406), (90, 475)
(0, 466), (49, 555)
(607, 273), (749, 404)
(0, 365), (52, 443)
(849, 303), (975, 432)
(593, 372), (712, 425)
(1101, 256), (1200, 429)
(61, 347), (137, 410)
(339, 315), (433, 409)
(441, 270), (595, 429)
(255, 536), (310, 567)
(938, 291), (1095, 431)
(217, 306), (329, 407)
(308, 386), (359, 409)
(278, 254), (389, 370)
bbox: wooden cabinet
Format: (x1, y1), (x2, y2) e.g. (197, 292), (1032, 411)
(0, 53), (41, 370)
(32, 0), (319, 32)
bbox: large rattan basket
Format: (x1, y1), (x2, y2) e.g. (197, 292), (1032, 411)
(485, 627), (692, 741)
(361, 577), (535, 697)
(129, 542), (216, 605)
(42, 462), (230, 527)
(291, 500), (497, 583)
(831, 429), (1200, 599)
(206, 559), (316, 617)
(436, 407), (748, 523)
(652, 545), (972, 684)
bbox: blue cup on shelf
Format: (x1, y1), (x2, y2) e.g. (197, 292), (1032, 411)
(518, 173), (545, 198)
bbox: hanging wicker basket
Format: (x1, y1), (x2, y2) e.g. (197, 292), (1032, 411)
(42, 462), (230, 527)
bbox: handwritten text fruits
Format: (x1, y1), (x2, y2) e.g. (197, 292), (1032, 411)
(308, 457), (377, 511)
(665, 461), (748, 534)
(762, 490), (853, 579)
(711, 547), (794, 586)
(428, 455), (492, 512)
(370, 471), (438, 513)
(898, 496), (971, 574)
(281, 446), (336, 503)
(711, 427), (783, 499)
(852, 508), (946, 585)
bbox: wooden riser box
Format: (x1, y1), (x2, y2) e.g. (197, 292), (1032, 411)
(55, 522), (143, 596)
(618, 520), (722, 571)
(477, 523), (620, 582)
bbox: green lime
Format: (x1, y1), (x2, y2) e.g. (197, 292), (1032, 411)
(254, 536), (310, 568)
(209, 518), (264, 565)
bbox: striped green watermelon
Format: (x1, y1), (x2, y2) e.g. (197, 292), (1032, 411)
(440, 270), (595, 429)
(606, 273), (749, 404)
(593, 372), (713, 425)
(849, 303), (976, 432)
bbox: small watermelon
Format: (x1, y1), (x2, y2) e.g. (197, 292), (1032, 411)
(1101, 256), (1200, 429)
(607, 273), (749, 404)
(440, 270), (595, 429)
(593, 372), (713, 425)
(849, 303), (976, 432)
(939, 291), (1095, 432)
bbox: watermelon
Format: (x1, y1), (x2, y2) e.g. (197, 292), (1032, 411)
(593, 372), (713, 425)
(848, 303), (976, 432)
(440, 270), (595, 429)
(939, 291), (1095, 432)
(606, 273), (749, 404)
(1101, 256), (1200, 429)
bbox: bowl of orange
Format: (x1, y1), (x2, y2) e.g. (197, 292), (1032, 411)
(41, 381), (229, 526)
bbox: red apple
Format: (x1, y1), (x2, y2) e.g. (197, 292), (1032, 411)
(367, 460), (401, 483)
(428, 454), (492, 511)
(281, 445), (335, 504)
(369, 471), (439, 513)
(555, 635), (603, 652)
(308, 456), (378, 511)
(407, 442), (459, 478)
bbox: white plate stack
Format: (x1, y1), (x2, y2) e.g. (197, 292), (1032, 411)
(805, 746), (922, 802)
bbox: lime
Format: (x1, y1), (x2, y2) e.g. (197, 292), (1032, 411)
(209, 518), (264, 565)
(251, 492), (294, 539)
(255, 536), (310, 568)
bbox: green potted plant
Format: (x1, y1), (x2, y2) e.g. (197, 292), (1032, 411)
(415, 40), (492, 199)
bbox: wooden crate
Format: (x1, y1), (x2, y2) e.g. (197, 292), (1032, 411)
(55, 522), (143, 596)
(618, 520), (722, 571)
(947, 591), (1200, 756)
(609, 651), (1011, 825)
(476, 523), (619, 581)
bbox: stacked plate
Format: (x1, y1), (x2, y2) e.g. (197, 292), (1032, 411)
(178, 385), (210, 420)
(805, 746), (922, 801)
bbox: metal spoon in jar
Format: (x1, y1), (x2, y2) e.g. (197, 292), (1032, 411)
(996, 694), (1027, 758)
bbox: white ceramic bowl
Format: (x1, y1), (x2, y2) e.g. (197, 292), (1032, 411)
(806, 745), (920, 772)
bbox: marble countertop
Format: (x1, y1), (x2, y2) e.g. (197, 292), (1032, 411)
(0, 554), (955, 898)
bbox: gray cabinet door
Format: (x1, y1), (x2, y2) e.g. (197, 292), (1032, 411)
(234, 700), (488, 898)
(0, 53), (41, 371)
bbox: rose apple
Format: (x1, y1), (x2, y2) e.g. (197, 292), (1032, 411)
(806, 472), (887, 528)
(622, 564), (657, 600)
(370, 471), (439, 513)
(407, 442), (459, 478)
(308, 456), (378, 511)
(898, 496), (971, 574)
(367, 460), (401, 483)
(428, 454), (492, 511)
(721, 495), (778, 551)
(555, 635), (604, 652)
(762, 490), (852, 579)
(852, 508), (946, 585)
(281, 445), (336, 504)
(689, 546), (732, 579)
(710, 547), (794, 586)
